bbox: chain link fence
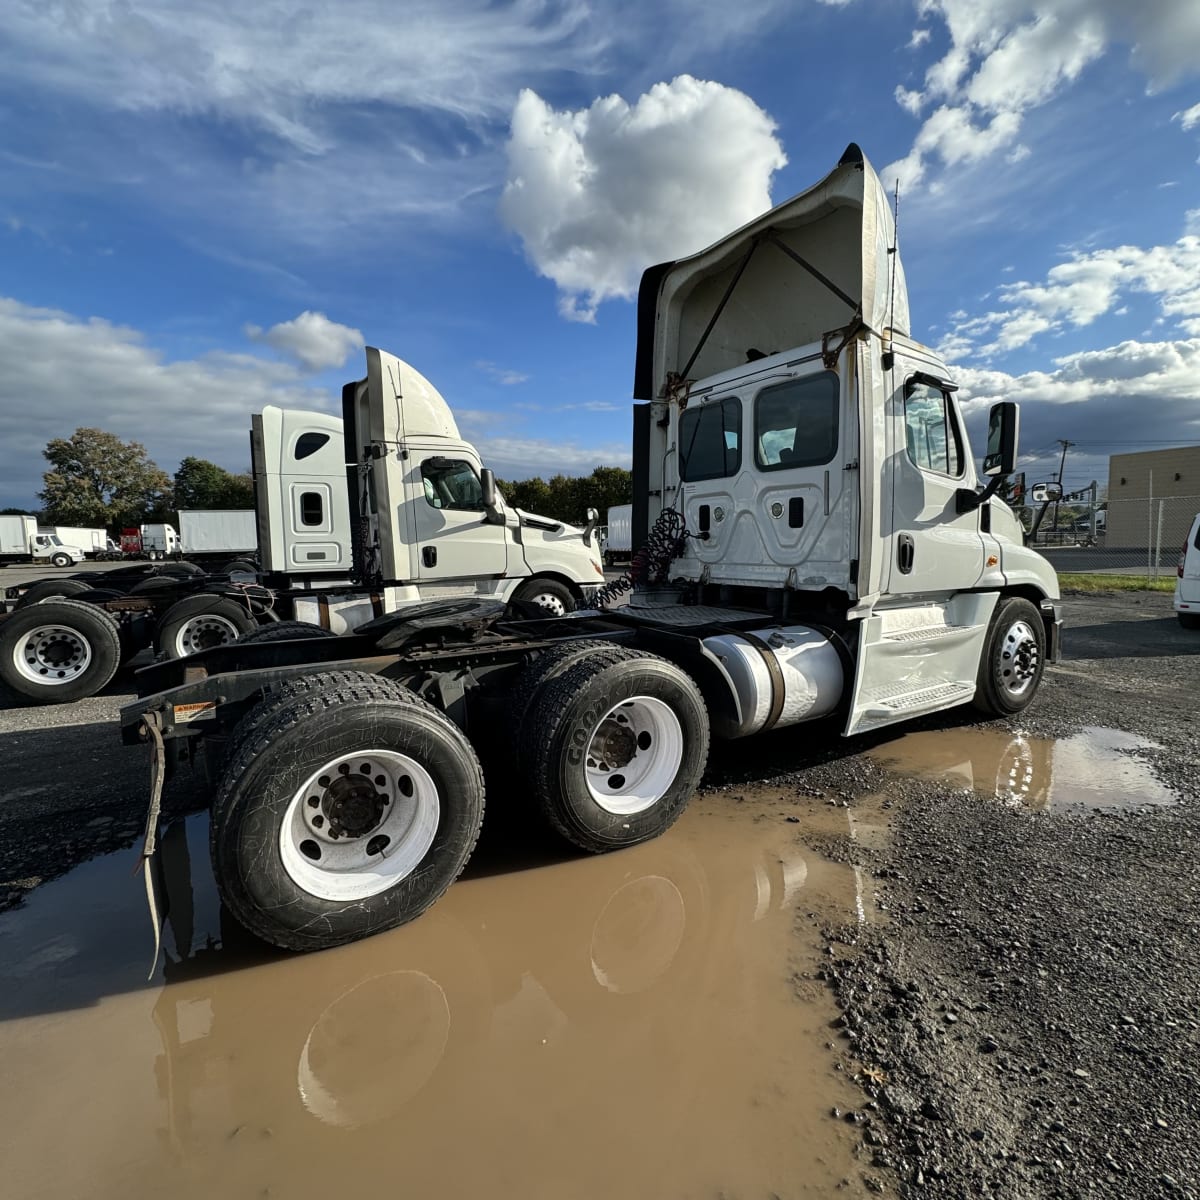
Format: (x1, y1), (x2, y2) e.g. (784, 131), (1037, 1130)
(1024, 493), (1200, 581)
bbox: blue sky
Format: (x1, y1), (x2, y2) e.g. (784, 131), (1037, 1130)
(1, 0), (1198, 510)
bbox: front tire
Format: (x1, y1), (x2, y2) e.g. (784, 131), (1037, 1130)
(211, 684), (486, 951)
(50, 552), (72, 568)
(521, 650), (709, 853)
(972, 596), (1047, 717)
(511, 576), (575, 617)
(156, 594), (257, 658)
(0, 598), (121, 703)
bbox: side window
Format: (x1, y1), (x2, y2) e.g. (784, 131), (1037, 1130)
(421, 458), (485, 511)
(904, 381), (963, 477)
(754, 373), (838, 470)
(679, 397), (741, 482)
(299, 491), (324, 527)
(294, 432), (330, 461)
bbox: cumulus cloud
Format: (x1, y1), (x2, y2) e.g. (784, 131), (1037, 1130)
(953, 337), (1200, 486)
(245, 311), (362, 371)
(0, 296), (628, 507)
(1174, 101), (1200, 131)
(500, 76), (787, 322)
(886, 1), (1200, 189)
(0, 297), (334, 508)
(938, 219), (1200, 358)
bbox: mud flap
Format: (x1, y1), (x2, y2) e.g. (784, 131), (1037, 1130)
(137, 712), (169, 980)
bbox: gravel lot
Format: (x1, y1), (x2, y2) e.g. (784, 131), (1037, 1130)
(1, 588), (1197, 1199)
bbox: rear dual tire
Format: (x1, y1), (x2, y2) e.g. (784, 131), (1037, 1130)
(211, 674), (486, 952)
(516, 647), (709, 854)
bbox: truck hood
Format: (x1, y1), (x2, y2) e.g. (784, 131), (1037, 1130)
(633, 142), (909, 398)
(364, 347), (461, 440)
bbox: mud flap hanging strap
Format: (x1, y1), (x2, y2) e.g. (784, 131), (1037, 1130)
(139, 711), (168, 981)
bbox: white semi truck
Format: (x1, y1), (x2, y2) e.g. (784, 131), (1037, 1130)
(0, 516), (86, 568)
(117, 142), (1061, 954)
(1, 391), (605, 700)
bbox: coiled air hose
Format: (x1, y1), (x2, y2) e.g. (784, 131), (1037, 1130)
(593, 508), (689, 608)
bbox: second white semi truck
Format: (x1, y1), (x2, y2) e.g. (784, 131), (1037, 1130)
(118, 142), (1060, 954)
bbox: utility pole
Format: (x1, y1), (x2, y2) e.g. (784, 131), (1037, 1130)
(1054, 440), (1074, 534)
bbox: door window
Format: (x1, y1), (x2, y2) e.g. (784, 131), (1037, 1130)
(754, 373), (838, 470)
(679, 397), (741, 481)
(421, 459), (485, 511)
(904, 381), (963, 477)
(299, 491), (324, 527)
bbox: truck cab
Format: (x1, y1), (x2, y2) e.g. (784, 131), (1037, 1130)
(635, 142), (1059, 736)
(342, 349), (604, 613)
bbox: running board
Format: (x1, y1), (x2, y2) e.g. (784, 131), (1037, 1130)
(844, 594), (999, 736)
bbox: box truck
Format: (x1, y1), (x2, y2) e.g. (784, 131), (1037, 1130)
(0, 516), (85, 567)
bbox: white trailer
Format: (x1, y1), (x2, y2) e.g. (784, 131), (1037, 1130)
(603, 504), (633, 566)
(120, 143), (1060, 954)
(178, 510), (257, 565)
(0, 516), (85, 567)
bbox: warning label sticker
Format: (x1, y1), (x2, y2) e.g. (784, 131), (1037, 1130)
(173, 701), (217, 724)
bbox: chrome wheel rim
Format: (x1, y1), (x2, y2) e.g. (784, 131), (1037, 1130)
(998, 619), (1040, 699)
(173, 613), (241, 657)
(13, 625), (92, 686)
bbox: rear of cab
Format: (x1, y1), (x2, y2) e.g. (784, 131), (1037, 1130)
(1176, 512), (1200, 629)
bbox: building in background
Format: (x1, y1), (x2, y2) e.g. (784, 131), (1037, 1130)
(1106, 445), (1200, 550)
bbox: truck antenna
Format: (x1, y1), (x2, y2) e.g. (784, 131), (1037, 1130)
(886, 179), (900, 345)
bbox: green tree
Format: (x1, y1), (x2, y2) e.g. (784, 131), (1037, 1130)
(495, 466), (632, 524)
(175, 456), (255, 510)
(39, 428), (172, 527)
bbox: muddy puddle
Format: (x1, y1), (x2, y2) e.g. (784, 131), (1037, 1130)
(0, 791), (883, 1200)
(869, 725), (1175, 812)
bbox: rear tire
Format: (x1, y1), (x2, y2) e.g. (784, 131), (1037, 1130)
(0, 598), (121, 704)
(211, 684), (486, 951)
(511, 577), (575, 617)
(972, 596), (1047, 717)
(15, 578), (91, 609)
(521, 650), (709, 854)
(156, 594), (257, 659)
(1178, 612), (1200, 630)
(221, 558), (257, 577)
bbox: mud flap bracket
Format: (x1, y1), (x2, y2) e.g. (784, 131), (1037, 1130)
(138, 710), (168, 980)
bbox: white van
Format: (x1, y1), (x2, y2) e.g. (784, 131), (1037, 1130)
(1176, 512), (1200, 629)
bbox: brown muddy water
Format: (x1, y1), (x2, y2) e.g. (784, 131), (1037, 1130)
(868, 725), (1175, 812)
(0, 791), (882, 1200)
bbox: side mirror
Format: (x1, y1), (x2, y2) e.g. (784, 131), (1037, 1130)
(983, 401), (1019, 477)
(582, 506), (600, 545)
(1030, 481), (1063, 503)
(480, 468), (506, 525)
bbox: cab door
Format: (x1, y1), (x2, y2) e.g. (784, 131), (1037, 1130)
(410, 453), (507, 581)
(887, 358), (985, 595)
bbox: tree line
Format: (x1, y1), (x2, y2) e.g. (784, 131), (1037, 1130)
(9, 427), (632, 531)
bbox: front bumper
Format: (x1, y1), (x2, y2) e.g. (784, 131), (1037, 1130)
(1042, 599), (1063, 663)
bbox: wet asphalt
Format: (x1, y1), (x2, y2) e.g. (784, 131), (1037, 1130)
(1, 589), (1197, 1199)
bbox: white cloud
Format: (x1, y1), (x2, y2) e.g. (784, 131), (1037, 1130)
(908, 28), (932, 49)
(939, 218), (1200, 358)
(895, 85), (924, 115)
(475, 360), (530, 386)
(0, 296), (630, 507)
(0, 297), (333, 508)
(887, 1), (1200, 188)
(1175, 102), (1200, 131)
(245, 311), (362, 370)
(953, 337), (1200, 483)
(500, 76), (787, 321)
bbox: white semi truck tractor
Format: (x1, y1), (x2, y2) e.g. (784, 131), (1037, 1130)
(119, 143), (1060, 953)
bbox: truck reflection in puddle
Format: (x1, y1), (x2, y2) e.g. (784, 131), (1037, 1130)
(869, 725), (1174, 812)
(0, 797), (874, 1200)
